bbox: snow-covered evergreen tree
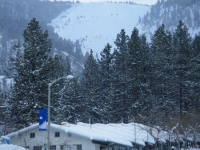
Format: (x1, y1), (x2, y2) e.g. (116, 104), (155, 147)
(52, 76), (80, 124)
(190, 35), (200, 113)
(127, 28), (150, 122)
(48, 55), (74, 123)
(6, 18), (57, 129)
(112, 29), (129, 123)
(98, 43), (113, 122)
(79, 50), (102, 123)
(173, 20), (192, 119)
(149, 24), (176, 125)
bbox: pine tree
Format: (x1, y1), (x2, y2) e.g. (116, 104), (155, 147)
(149, 24), (176, 125)
(191, 35), (200, 113)
(173, 20), (192, 119)
(108, 49), (120, 123)
(127, 28), (150, 122)
(98, 43), (113, 122)
(112, 29), (129, 123)
(52, 77), (80, 124)
(150, 24), (169, 103)
(6, 18), (57, 129)
(79, 50), (101, 123)
(49, 55), (73, 123)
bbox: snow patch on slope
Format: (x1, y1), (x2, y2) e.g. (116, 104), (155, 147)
(50, 2), (150, 56)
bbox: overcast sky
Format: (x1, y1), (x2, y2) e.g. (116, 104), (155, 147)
(79, 0), (158, 5)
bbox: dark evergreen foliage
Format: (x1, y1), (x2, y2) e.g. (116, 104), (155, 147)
(149, 24), (175, 125)
(172, 20), (192, 119)
(6, 19), (58, 129)
(98, 43), (113, 122)
(191, 35), (200, 113)
(79, 50), (102, 123)
(51, 76), (80, 124)
(127, 28), (151, 123)
(112, 29), (130, 123)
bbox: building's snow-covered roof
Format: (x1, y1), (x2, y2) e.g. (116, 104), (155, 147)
(6, 123), (65, 138)
(6, 122), (171, 147)
(61, 122), (169, 147)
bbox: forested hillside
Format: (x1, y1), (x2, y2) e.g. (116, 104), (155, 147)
(0, 0), (86, 76)
(139, 0), (200, 38)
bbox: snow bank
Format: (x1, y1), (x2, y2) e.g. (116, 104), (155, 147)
(0, 144), (27, 150)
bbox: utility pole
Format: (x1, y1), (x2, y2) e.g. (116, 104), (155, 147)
(47, 75), (74, 150)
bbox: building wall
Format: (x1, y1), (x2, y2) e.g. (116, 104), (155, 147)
(10, 126), (99, 150)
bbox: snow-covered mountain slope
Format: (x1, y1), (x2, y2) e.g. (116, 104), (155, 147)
(138, 0), (200, 40)
(50, 2), (150, 56)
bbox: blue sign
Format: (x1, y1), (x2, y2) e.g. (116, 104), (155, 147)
(1, 136), (10, 144)
(39, 109), (47, 131)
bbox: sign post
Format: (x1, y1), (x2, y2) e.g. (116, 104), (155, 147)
(39, 109), (47, 131)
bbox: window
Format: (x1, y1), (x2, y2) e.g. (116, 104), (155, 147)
(55, 132), (60, 137)
(30, 133), (35, 138)
(65, 145), (76, 150)
(60, 145), (64, 150)
(50, 145), (56, 150)
(23, 146), (29, 149)
(66, 145), (72, 150)
(33, 146), (42, 150)
(76, 145), (82, 150)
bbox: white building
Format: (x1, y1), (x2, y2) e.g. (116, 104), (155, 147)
(6, 122), (171, 150)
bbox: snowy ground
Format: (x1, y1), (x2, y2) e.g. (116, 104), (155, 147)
(50, 2), (150, 56)
(0, 144), (27, 150)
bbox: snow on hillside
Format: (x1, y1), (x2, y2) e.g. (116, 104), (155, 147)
(138, 2), (200, 40)
(50, 2), (150, 56)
